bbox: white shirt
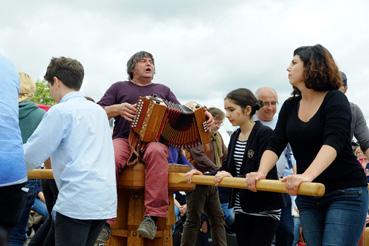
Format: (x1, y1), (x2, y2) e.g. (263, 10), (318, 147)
(24, 92), (117, 220)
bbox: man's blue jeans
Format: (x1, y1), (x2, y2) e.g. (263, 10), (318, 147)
(292, 216), (301, 246)
(32, 198), (48, 218)
(296, 186), (368, 246)
(220, 203), (234, 227)
(8, 180), (37, 246)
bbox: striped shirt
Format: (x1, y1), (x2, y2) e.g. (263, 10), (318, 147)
(233, 139), (281, 220)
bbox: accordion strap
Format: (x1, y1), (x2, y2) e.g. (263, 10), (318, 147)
(127, 129), (146, 166)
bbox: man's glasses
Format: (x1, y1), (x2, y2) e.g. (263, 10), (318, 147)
(262, 101), (278, 107)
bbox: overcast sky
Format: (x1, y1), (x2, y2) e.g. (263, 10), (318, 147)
(1, 0), (369, 121)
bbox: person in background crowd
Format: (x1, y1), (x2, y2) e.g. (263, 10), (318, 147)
(208, 107), (235, 231)
(181, 106), (227, 246)
(8, 72), (46, 246)
(168, 146), (190, 224)
(169, 147), (190, 246)
(356, 147), (369, 168)
(0, 55), (28, 246)
(339, 71), (369, 160)
(28, 165), (58, 246)
(354, 146), (369, 182)
(26, 103), (58, 246)
(246, 44), (368, 245)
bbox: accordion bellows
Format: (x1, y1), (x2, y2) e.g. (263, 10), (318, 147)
(131, 96), (211, 148)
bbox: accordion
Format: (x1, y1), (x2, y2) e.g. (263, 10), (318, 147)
(131, 96), (211, 148)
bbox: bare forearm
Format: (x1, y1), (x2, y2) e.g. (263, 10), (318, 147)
(303, 145), (337, 181)
(104, 104), (122, 119)
(258, 150), (279, 175)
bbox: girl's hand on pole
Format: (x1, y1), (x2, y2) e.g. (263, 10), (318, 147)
(246, 171), (266, 192)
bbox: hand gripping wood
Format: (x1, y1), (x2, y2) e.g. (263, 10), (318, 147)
(169, 173), (325, 197)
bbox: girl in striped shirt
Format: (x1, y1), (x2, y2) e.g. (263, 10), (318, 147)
(215, 88), (283, 246)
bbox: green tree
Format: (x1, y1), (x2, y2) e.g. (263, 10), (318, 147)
(31, 80), (55, 105)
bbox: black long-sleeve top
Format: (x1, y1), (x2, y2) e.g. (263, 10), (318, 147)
(267, 90), (367, 193)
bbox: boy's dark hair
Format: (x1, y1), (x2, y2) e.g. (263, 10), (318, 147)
(44, 57), (84, 90)
(126, 51), (154, 80)
(208, 107), (225, 120)
(225, 88), (261, 116)
(292, 44), (342, 96)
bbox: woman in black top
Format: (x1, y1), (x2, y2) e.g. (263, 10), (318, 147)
(215, 88), (283, 246)
(246, 44), (368, 246)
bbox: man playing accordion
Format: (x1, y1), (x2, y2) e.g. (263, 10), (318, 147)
(98, 51), (213, 241)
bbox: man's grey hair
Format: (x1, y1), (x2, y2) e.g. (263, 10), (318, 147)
(126, 51), (155, 80)
(255, 86), (278, 100)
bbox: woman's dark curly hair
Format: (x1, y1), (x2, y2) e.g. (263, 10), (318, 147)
(292, 44), (343, 96)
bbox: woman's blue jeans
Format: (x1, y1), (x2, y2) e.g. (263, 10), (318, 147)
(296, 186), (368, 246)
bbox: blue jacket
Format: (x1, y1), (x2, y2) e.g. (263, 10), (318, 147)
(0, 55), (27, 186)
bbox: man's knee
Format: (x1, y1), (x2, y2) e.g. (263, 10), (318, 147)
(144, 142), (168, 160)
(113, 138), (130, 170)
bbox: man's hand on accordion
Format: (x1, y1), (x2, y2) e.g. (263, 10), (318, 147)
(204, 111), (214, 132)
(120, 102), (138, 121)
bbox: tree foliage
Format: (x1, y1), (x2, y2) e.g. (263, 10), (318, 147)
(31, 80), (55, 105)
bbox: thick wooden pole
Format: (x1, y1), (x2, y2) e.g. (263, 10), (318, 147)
(28, 169), (53, 179)
(29, 169), (325, 197)
(27, 166), (326, 245)
(169, 173), (325, 197)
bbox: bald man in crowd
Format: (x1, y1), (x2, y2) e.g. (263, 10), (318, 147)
(254, 87), (295, 246)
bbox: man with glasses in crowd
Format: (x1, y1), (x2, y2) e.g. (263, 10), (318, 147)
(254, 87), (295, 246)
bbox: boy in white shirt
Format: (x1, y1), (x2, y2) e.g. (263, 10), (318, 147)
(24, 57), (117, 246)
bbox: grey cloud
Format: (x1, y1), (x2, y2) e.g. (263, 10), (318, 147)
(1, 0), (369, 118)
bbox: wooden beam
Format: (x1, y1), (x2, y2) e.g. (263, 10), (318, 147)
(28, 167), (325, 197)
(28, 169), (53, 179)
(169, 173), (325, 197)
